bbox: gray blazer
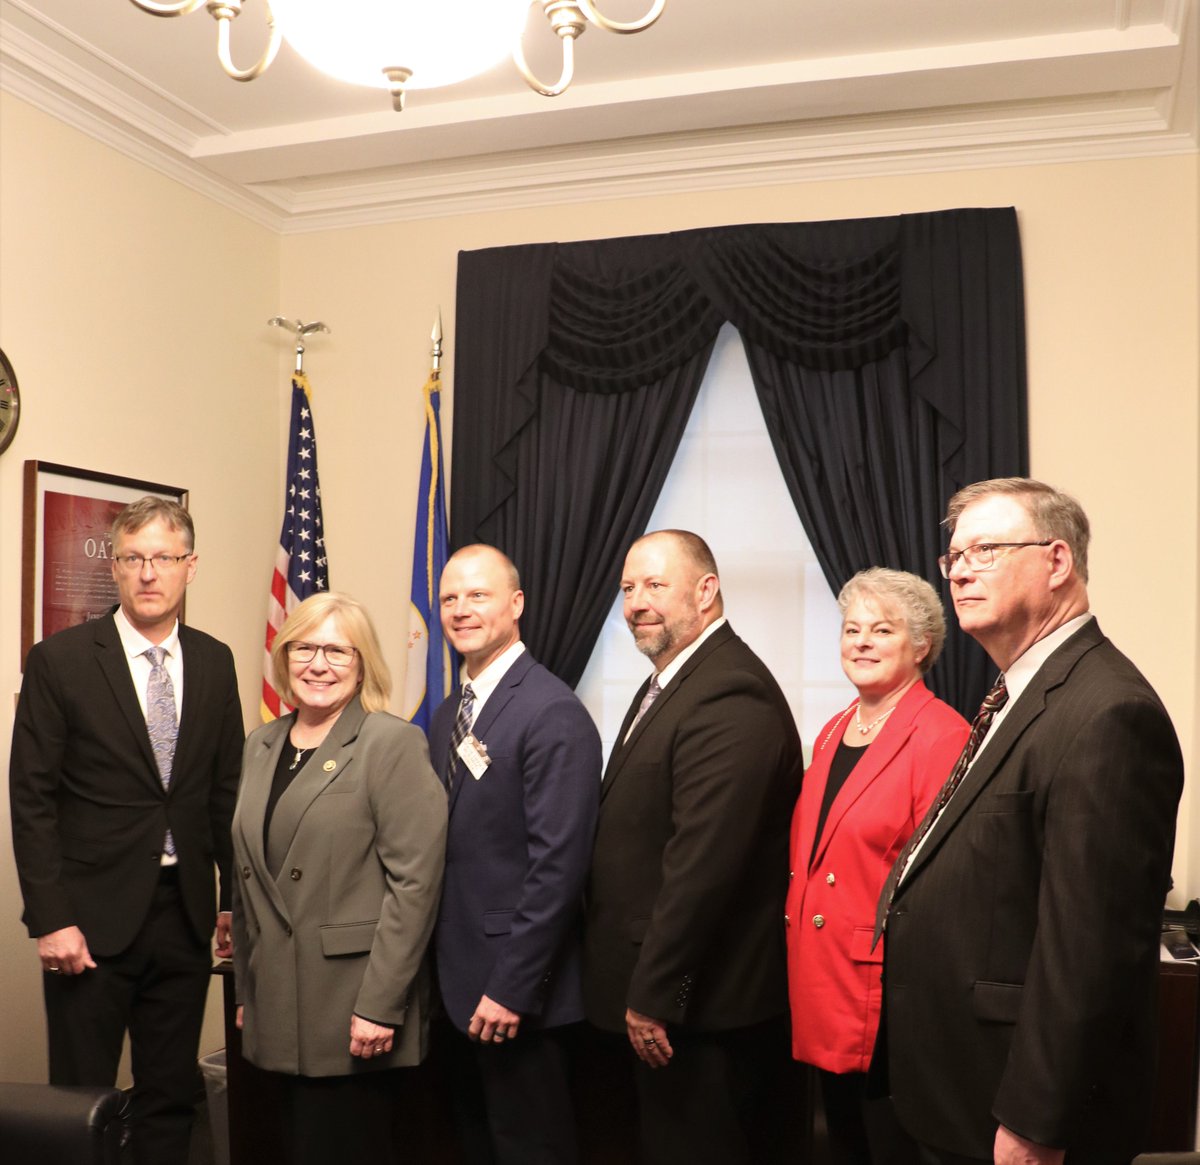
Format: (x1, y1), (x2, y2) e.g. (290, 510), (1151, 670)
(231, 695), (447, 1077)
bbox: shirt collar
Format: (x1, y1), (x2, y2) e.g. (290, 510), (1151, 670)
(462, 639), (526, 712)
(114, 606), (181, 660)
(1001, 612), (1093, 706)
(656, 616), (727, 690)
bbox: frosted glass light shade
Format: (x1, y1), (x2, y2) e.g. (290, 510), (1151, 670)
(270, 0), (531, 90)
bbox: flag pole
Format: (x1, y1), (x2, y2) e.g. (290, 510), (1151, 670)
(260, 319), (333, 722)
(405, 309), (458, 729)
(431, 309), (442, 376)
(267, 316), (331, 374)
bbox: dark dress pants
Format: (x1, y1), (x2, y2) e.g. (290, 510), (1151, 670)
(43, 869), (210, 1165)
(274, 1068), (402, 1165)
(445, 1020), (579, 1165)
(634, 1015), (806, 1165)
(819, 1068), (920, 1165)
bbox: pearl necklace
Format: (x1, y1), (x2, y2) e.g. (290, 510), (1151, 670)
(817, 706), (855, 754)
(854, 704), (896, 736)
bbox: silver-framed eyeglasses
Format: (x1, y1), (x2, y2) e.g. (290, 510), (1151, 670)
(113, 553), (193, 573)
(286, 642), (359, 668)
(938, 540), (1053, 578)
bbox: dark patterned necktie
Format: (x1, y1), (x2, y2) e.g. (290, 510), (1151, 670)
(145, 646), (178, 857)
(446, 683), (475, 791)
(877, 674), (1009, 931)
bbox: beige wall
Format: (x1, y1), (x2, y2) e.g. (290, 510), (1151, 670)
(0, 94), (282, 1079)
(2, 87), (1198, 1082)
(282, 153), (1200, 900)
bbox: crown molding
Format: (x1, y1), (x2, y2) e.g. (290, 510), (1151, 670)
(3, 8), (1196, 236)
(1, 16), (287, 231)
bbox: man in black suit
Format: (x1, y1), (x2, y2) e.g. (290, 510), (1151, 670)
(876, 478), (1183, 1165)
(10, 496), (244, 1165)
(429, 544), (601, 1164)
(583, 529), (804, 1165)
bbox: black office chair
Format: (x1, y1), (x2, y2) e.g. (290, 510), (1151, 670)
(0, 1082), (126, 1165)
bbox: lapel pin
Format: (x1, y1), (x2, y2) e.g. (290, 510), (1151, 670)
(323, 760), (337, 772)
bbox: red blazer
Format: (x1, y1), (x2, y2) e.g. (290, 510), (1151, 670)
(786, 680), (968, 1073)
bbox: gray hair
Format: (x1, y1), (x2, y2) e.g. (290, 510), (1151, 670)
(837, 567), (947, 674)
(943, 477), (1090, 582)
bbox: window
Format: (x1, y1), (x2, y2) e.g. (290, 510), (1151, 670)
(575, 325), (853, 764)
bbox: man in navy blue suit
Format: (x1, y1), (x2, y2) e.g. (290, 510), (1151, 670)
(428, 544), (601, 1165)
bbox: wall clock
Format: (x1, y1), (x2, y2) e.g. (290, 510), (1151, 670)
(0, 348), (20, 455)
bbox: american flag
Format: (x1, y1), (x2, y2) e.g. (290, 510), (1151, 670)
(261, 372), (330, 722)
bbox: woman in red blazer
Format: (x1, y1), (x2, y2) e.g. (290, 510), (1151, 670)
(787, 568), (969, 1165)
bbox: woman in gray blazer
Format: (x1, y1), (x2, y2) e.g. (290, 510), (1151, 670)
(232, 591), (447, 1165)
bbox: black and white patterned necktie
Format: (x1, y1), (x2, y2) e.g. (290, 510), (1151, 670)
(446, 683), (475, 792)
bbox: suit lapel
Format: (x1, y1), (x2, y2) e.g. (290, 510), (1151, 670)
(599, 675), (651, 801)
(898, 622), (1104, 891)
(447, 651), (534, 814)
(92, 615), (161, 790)
(807, 685), (934, 873)
(601, 622), (735, 800)
(266, 696), (368, 872)
(238, 716), (293, 921)
(173, 625), (204, 784)
(469, 651), (533, 742)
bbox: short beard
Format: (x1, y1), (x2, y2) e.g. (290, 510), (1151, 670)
(633, 624), (675, 663)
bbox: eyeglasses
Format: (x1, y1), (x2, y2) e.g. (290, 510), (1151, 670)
(113, 553), (193, 573)
(285, 642), (359, 668)
(938, 540), (1053, 578)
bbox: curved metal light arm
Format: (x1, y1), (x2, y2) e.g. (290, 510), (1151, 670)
(127, 0), (206, 15)
(513, 29), (576, 97)
(578, 0), (665, 34)
(514, 1), (585, 97)
(209, 1), (282, 83)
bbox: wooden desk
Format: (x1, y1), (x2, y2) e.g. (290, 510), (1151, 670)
(1147, 958), (1200, 1151)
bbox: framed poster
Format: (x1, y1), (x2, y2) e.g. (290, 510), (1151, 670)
(21, 461), (188, 667)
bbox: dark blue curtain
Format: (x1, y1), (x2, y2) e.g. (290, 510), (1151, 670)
(452, 209), (1027, 714)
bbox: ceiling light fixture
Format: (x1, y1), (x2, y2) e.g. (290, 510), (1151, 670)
(127, 0), (666, 111)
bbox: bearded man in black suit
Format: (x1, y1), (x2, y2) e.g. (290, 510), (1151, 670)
(583, 529), (804, 1165)
(875, 479), (1183, 1165)
(10, 496), (244, 1164)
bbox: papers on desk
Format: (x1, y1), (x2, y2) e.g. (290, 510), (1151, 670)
(1161, 928), (1200, 961)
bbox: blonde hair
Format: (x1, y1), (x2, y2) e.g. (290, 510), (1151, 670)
(270, 592), (392, 713)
